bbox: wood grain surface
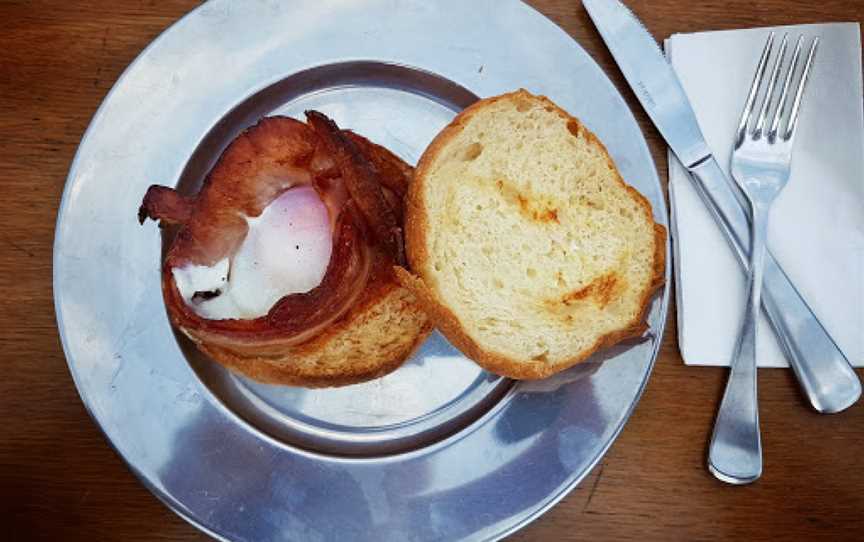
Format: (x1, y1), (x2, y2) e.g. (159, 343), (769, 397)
(1, 1), (862, 540)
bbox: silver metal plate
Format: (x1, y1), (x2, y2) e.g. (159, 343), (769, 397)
(53, 1), (670, 540)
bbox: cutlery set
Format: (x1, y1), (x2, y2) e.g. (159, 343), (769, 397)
(583, 0), (861, 483)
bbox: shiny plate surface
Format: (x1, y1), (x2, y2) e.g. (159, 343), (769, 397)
(53, 1), (670, 540)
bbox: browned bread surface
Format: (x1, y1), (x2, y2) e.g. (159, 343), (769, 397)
(398, 90), (666, 380)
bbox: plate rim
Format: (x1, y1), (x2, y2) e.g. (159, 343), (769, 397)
(53, 1), (670, 540)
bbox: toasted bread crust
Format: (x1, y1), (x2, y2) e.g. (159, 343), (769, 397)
(401, 89), (666, 380)
(193, 282), (433, 387)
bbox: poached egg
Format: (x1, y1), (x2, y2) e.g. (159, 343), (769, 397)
(172, 185), (332, 320)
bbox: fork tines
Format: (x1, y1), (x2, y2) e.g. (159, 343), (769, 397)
(735, 32), (819, 146)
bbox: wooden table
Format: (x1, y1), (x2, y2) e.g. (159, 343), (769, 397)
(2, 1), (862, 540)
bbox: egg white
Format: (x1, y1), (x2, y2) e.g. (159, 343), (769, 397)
(172, 186), (332, 320)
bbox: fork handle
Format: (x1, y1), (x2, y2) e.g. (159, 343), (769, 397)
(708, 201), (768, 484)
(688, 157), (861, 414)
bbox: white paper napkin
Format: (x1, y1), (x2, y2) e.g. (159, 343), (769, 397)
(666, 23), (864, 368)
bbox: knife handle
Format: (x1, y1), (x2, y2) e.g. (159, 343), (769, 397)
(688, 157), (861, 414)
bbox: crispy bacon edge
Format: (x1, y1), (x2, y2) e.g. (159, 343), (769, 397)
(306, 111), (406, 265)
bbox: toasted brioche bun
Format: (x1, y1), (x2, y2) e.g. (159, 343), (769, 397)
(397, 90), (665, 380)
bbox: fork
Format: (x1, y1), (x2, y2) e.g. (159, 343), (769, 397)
(707, 33), (819, 485)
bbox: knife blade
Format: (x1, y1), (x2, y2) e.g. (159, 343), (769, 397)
(583, 0), (860, 413)
(583, 0), (710, 168)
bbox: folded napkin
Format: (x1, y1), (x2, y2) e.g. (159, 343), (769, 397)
(666, 23), (864, 368)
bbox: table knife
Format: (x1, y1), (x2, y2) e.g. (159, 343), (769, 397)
(582, 0), (860, 413)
